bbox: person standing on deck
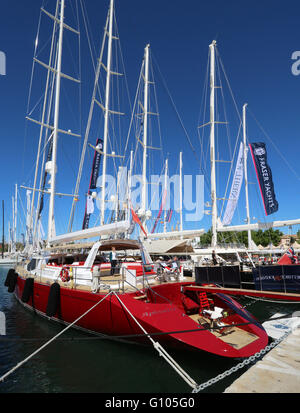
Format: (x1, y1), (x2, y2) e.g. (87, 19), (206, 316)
(109, 247), (117, 275)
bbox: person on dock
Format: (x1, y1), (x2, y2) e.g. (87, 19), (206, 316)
(109, 247), (118, 276)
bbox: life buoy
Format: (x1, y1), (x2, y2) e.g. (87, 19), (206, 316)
(60, 267), (70, 282)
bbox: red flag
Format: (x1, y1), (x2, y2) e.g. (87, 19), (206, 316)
(130, 207), (148, 237)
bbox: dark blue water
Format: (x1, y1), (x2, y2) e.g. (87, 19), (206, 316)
(1, 266), (299, 394)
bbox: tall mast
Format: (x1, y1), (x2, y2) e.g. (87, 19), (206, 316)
(179, 152), (183, 233)
(2, 201), (4, 259)
(14, 184), (17, 248)
(243, 103), (252, 248)
(115, 167), (122, 223)
(100, 0), (114, 226)
(163, 158), (168, 233)
(68, 9), (109, 232)
(30, 0), (60, 241)
(209, 40), (217, 248)
(47, 0), (65, 241)
(11, 196), (15, 252)
(141, 44), (150, 225)
(127, 150), (133, 222)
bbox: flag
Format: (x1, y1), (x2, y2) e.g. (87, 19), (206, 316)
(82, 139), (103, 229)
(90, 139), (103, 190)
(222, 142), (244, 226)
(249, 142), (278, 216)
(278, 246), (298, 265)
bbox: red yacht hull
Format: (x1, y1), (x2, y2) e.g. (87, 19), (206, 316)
(14, 276), (268, 358)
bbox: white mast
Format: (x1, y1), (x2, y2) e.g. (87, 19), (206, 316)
(114, 167), (122, 223)
(163, 158), (168, 233)
(30, 0), (60, 242)
(68, 9), (109, 232)
(47, 0), (65, 242)
(209, 40), (217, 248)
(127, 150), (133, 222)
(243, 103), (252, 248)
(100, 0), (114, 226)
(141, 44), (150, 225)
(14, 184), (17, 247)
(179, 152), (183, 233)
(11, 196), (15, 252)
(8, 221), (11, 254)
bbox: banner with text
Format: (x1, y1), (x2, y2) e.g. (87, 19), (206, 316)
(222, 142), (244, 226)
(82, 139), (103, 229)
(249, 142), (278, 216)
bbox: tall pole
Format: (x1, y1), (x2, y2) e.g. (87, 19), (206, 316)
(8, 221), (11, 254)
(115, 167), (122, 223)
(2, 201), (4, 259)
(243, 103), (252, 249)
(12, 196), (15, 252)
(31, 0), (60, 239)
(48, 0), (65, 241)
(14, 184), (17, 247)
(127, 150), (133, 222)
(163, 158), (168, 233)
(209, 40), (217, 248)
(141, 44), (150, 225)
(179, 152), (183, 233)
(100, 0), (114, 226)
(68, 9), (109, 232)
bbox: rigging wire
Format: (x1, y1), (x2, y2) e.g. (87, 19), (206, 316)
(151, 52), (200, 165)
(248, 107), (300, 183)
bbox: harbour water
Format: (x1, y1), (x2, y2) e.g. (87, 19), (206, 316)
(1, 266), (299, 394)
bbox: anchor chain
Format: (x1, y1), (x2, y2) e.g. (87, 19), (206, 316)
(192, 330), (290, 393)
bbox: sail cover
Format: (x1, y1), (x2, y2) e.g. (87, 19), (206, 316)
(222, 142), (244, 226)
(249, 142), (278, 216)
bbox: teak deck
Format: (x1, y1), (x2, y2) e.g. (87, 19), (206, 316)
(189, 314), (258, 350)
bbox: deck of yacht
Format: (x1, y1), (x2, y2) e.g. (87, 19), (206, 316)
(188, 313), (259, 350)
(15, 264), (183, 293)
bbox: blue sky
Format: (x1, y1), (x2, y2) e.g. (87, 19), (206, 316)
(0, 0), (300, 241)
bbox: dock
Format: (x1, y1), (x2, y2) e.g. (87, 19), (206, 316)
(224, 331), (300, 393)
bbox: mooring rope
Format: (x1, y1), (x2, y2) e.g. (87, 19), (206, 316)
(0, 310), (297, 343)
(112, 292), (198, 390)
(0, 291), (113, 383)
